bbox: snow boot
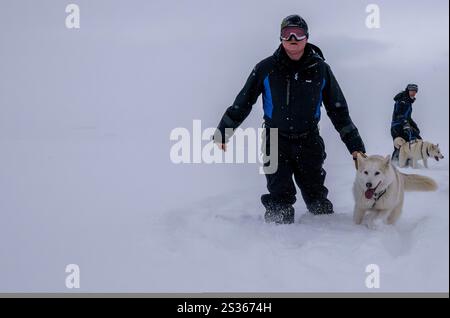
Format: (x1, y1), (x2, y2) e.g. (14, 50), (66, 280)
(261, 194), (295, 224)
(307, 198), (334, 215)
(264, 206), (295, 224)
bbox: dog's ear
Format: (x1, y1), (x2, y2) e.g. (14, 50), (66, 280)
(356, 153), (366, 170)
(384, 155), (391, 166)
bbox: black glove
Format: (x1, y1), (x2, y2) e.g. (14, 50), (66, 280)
(403, 123), (412, 131)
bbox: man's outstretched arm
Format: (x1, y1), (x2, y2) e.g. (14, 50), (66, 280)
(322, 63), (366, 157)
(214, 66), (263, 145)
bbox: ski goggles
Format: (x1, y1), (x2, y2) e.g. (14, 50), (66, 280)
(280, 26), (308, 41)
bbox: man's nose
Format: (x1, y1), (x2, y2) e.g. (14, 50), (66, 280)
(366, 182), (373, 189)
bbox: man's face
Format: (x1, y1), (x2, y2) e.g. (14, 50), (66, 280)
(409, 90), (418, 98)
(282, 38), (307, 57)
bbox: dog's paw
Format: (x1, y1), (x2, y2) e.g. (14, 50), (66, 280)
(366, 222), (379, 230)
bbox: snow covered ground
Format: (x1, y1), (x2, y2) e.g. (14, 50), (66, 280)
(155, 166), (449, 292)
(0, 0), (448, 292)
(0, 138), (448, 292)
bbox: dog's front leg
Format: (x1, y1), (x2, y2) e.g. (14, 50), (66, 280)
(353, 206), (366, 225)
(399, 153), (408, 168)
(366, 210), (379, 230)
(423, 157), (429, 169)
(386, 205), (403, 225)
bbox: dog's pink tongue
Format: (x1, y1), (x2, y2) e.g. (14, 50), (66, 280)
(365, 189), (375, 199)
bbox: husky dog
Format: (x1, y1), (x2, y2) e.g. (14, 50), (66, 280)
(353, 154), (438, 229)
(394, 137), (444, 169)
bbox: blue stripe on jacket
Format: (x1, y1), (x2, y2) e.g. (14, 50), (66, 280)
(263, 76), (273, 119)
(315, 78), (326, 120)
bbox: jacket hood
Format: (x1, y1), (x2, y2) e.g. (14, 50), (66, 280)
(394, 90), (416, 103)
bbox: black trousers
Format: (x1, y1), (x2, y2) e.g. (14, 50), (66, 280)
(262, 129), (329, 208)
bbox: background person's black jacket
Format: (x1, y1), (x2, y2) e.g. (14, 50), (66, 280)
(214, 43), (365, 154)
(391, 90), (421, 140)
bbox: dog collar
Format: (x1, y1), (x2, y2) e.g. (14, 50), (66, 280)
(371, 189), (387, 209)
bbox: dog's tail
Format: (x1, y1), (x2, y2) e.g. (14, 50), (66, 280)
(401, 173), (438, 192)
(394, 137), (407, 149)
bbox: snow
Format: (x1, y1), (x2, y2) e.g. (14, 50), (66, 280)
(0, 139), (447, 292)
(149, 161), (449, 292)
(0, 0), (448, 292)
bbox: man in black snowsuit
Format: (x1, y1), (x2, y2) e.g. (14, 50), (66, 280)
(391, 84), (421, 161)
(214, 15), (366, 224)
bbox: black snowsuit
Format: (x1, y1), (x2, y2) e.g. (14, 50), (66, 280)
(391, 90), (422, 161)
(214, 44), (365, 221)
(391, 90), (421, 141)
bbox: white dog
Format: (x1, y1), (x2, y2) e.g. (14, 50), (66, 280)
(353, 154), (438, 229)
(394, 137), (444, 169)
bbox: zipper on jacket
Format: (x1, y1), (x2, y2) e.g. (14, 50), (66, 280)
(286, 76), (291, 106)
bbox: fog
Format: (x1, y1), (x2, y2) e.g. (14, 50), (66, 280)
(0, 0), (448, 292)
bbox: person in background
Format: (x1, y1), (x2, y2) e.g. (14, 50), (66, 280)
(391, 84), (422, 161)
